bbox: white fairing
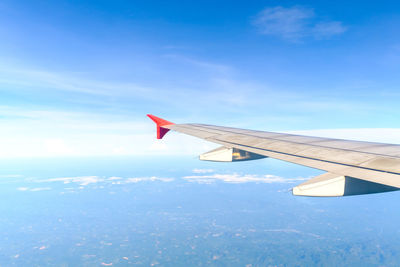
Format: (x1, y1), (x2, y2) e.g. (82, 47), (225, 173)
(199, 146), (267, 162)
(199, 146), (233, 162)
(292, 173), (345, 197)
(292, 172), (399, 196)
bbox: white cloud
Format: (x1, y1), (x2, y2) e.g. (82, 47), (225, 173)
(17, 187), (29, 191)
(192, 168), (215, 174)
(0, 60), (247, 111)
(43, 138), (76, 156)
(0, 105), (218, 158)
(37, 176), (103, 185)
(312, 21), (347, 39)
(1, 104), (400, 158)
(124, 177), (174, 183)
(29, 187), (52, 192)
(183, 173), (307, 184)
(253, 6), (346, 41)
(149, 142), (168, 152)
(0, 67), (155, 97)
(253, 6), (314, 40)
(0, 174), (23, 178)
(17, 187), (51, 192)
(163, 54), (232, 75)
(0, 60), (356, 159)
(108, 177), (122, 181)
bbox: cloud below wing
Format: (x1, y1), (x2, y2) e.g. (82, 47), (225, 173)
(184, 173), (307, 184)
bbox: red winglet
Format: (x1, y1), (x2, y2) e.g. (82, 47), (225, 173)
(147, 114), (174, 139)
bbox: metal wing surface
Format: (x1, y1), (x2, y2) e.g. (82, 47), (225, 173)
(148, 114), (400, 197)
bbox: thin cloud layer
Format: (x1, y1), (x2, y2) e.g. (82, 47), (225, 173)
(15, 175), (176, 192)
(183, 173), (307, 184)
(35, 176), (174, 186)
(18, 173), (306, 188)
(253, 6), (346, 41)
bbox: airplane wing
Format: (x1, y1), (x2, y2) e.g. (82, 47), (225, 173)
(147, 114), (400, 197)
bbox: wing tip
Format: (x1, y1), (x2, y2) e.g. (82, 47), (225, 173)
(147, 114), (174, 126)
(147, 114), (174, 139)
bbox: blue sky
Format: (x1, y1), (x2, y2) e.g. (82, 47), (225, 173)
(1, 0), (400, 157)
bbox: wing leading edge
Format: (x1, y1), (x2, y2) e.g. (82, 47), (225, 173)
(147, 114), (400, 197)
